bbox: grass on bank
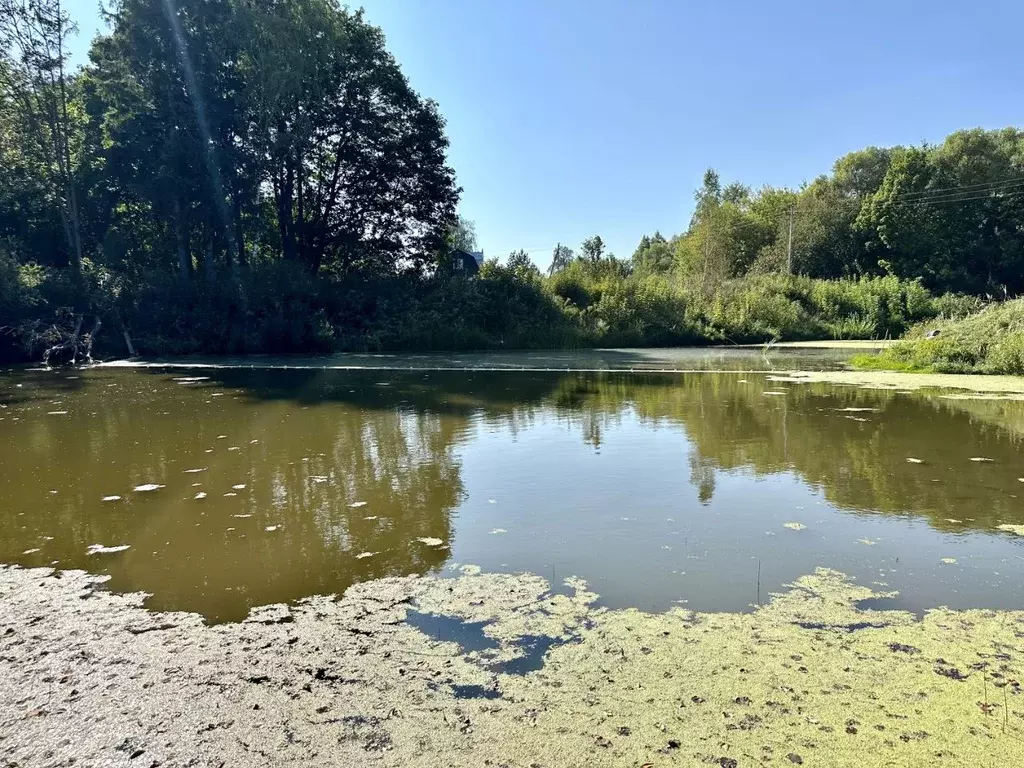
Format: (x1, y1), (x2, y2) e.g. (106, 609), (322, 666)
(852, 297), (1024, 375)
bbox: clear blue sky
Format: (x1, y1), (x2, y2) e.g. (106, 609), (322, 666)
(68, 0), (1024, 270)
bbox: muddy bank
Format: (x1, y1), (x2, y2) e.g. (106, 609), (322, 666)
(1, 565), (1022, 767)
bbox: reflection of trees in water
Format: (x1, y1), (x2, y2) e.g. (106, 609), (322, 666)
(471, 370), (1024, 530)
(4, 366), (1024, 618)
(689, 452), (716, 505)
(0, 369), (470, 620)
(605, 375), (1024, 530)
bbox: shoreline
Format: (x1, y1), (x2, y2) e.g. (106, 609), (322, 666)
(2, 564), (1021, 766)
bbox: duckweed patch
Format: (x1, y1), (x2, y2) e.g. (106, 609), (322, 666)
(1, 565), (1022, 767)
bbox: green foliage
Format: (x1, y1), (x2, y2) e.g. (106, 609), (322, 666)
(856, 298), (1024, 374)
(700, 274), (935, 342)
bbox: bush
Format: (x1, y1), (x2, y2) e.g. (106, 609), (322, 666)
(0, 250), (951, 363)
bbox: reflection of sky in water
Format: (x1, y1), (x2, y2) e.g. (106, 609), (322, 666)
(2, 357), (1024, 621)
(453, 413), (1024, 614)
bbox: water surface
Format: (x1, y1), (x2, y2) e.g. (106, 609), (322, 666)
(3, 350), (1024, 621)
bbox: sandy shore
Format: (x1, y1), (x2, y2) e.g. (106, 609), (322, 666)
(2, 565), (1022, 767)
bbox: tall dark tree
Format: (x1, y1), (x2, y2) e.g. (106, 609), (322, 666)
(0, 0), (84, 273)
(237, 1), (458, 274)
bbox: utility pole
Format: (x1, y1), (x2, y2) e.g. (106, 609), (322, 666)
(786, 204), (794, 275)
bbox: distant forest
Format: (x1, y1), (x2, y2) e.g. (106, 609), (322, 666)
(1, 0), (1021, 362)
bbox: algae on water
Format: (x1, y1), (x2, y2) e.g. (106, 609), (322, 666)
(1, 565), (1023, 767)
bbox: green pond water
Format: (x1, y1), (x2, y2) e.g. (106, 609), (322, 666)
(2, 348), (1024, 622)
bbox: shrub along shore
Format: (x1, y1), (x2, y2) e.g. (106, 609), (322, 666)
(0, 257), (975, 363)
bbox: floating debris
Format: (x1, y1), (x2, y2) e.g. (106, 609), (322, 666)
(233, 514), (252, 518)
(364, 516), (379, 521)
(417, 537), (445, 547)
(223, 492), (238, 497)
(946, 518), (962, 524)
(906, 458), (924, 464)
(857, 539), (876, 546)
(762, 391), (786, 396)
(194, 492), (207, 500)
(310, 476), (329, 484)
(183, 468), (206, 474)
(87, 544), (130, 555)
(22, 548), (40, 555)
(836, 407), (880, 413)
(46, 411), (68, 416)
(844, 416), (869, 422)
(969, 457), (994, 462)
(349, 501), (368, 508)
(997, 524), (1024, 536)
(783, 522), (807, 531)
(459, 564), (482, 575)
(133, 483), (164, 493)
(264, 525), (280, 532)
(227, 447), (240, 452)
(488, 499), (497, 504)
(217, 435), (227, 439)
(101, 495), (122, 502)
(232, 484), (246, 490)
(940, 557), (957, 564)
(490, 528), (507, 535)
(249, 439), (259, 444)
(354, 551), (377, 559)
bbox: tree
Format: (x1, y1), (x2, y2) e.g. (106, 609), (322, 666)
(548, 242), (573, 275)
(0, 0), (84, 273)
(88, 0), (460, 278)
(631, 231), (674, 274)
(678, 170), (763, 290)
(237, 2), (458, 274)
(506, 249), (539, 280)
(447, 216), (477, 252)
(856, 129), (1024, 293)
(580, 235), (606, 263)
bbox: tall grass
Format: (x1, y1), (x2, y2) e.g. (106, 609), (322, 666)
(854, 299), (1024, 375)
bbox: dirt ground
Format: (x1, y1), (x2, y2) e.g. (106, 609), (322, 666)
(2, 565), (1022, 767)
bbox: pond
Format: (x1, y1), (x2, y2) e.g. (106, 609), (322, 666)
(2, 348), (1024, 622)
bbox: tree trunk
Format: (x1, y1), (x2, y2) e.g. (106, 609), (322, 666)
(66, 183), (84, 274)
(81, 316), (102, 364)
(174, 197), (190, 276)
(233, 197), (246, 270)
(204, 235), (214, 281)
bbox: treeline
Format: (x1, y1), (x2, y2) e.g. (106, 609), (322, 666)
(1, 0), (1020, 363)
(632, 128), (1024, 296)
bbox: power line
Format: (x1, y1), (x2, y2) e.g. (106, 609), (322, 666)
(892, 176), (1024, 200)
(894, 181), (1024, 203)
(898, 187), (1024, 207)
(486, 245), (561, 258)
